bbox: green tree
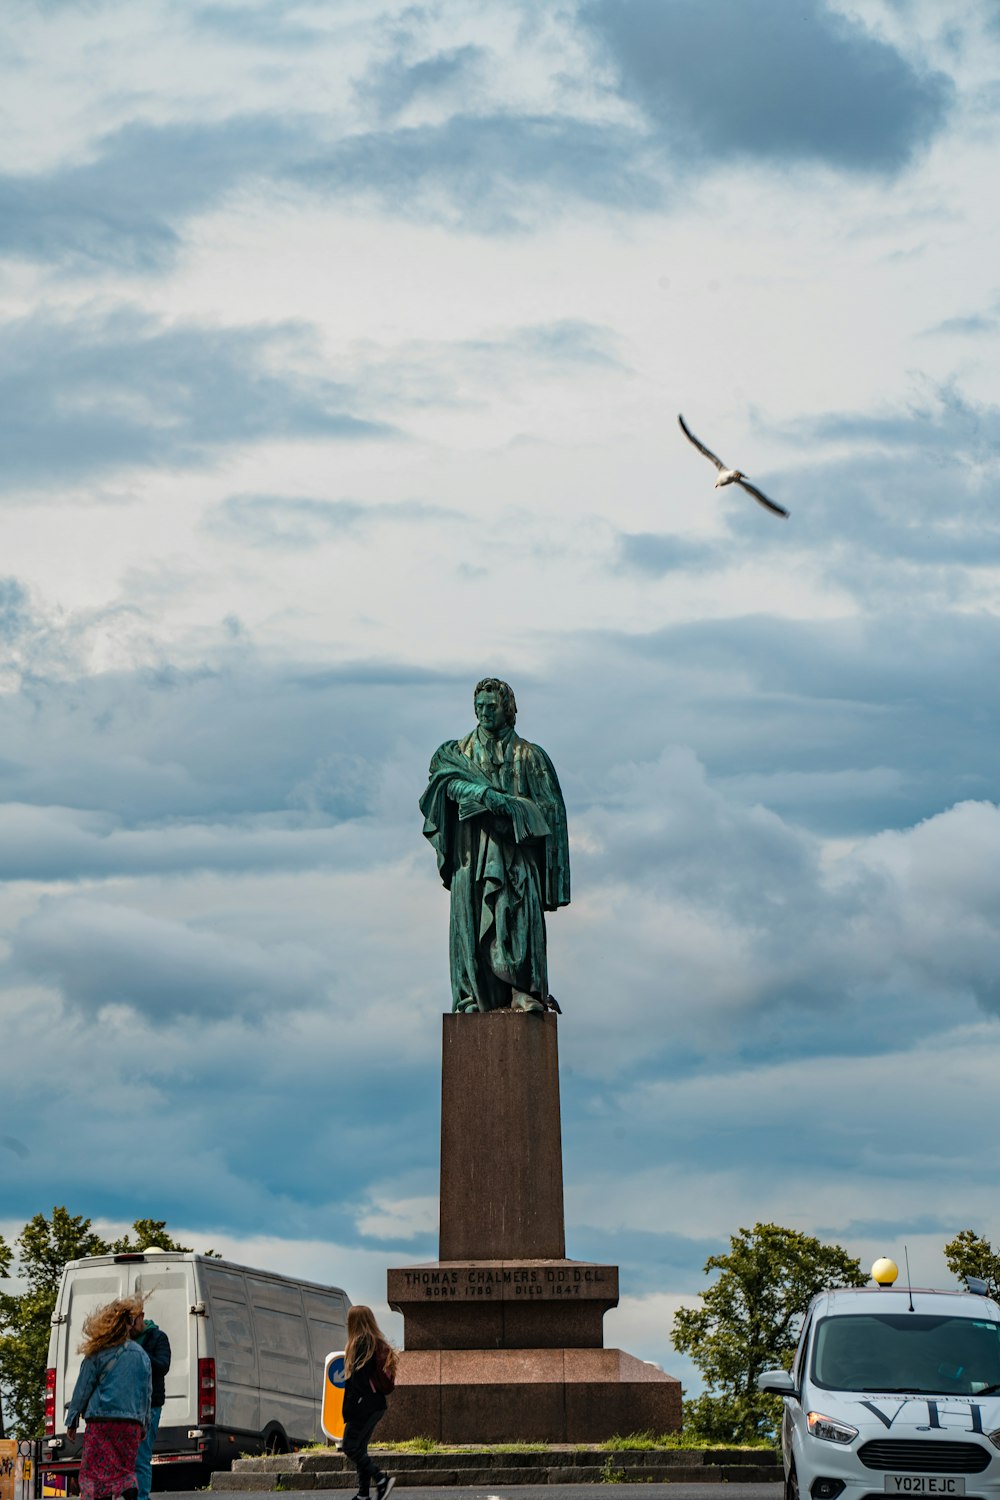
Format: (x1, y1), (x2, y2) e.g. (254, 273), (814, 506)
(110, 1220), (191, 1255)
(0, 1208), (191, 1437)
(672, 1222), (866, 1443)
(0, 1233), (10, 1440)
(0, 1208), (107, 1437)
(944, 1230), (1000, 1299)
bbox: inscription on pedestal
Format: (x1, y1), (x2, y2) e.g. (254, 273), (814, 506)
(388, 1259), (620, 1352)
(388, 1261), (619, 1304)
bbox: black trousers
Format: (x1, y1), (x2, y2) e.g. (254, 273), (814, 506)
(342, 1410), (385, 1493)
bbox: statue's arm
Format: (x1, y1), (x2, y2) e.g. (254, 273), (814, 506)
(449, 780), (516, 824)
(444, 776), (488, 804)
(425, 743), (516, 825)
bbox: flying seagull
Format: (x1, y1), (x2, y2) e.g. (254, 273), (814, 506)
(678, 414), (789, 518)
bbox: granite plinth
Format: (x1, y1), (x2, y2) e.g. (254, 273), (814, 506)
(376, 1347), (683, 1444)
(385, 1009), (682, 1441)
(387, 1260), (618, 1349)
(439, 1011), (565, 1260)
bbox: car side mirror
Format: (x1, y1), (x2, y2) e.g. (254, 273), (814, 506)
(757, 1368), (797, 1396)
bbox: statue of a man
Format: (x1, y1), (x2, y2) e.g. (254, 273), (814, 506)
(420, 678), (570, 1014)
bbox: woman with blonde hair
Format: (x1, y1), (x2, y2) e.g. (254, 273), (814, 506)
(65, 1297), (151, 1500)
(341, 1305), (397, 1500)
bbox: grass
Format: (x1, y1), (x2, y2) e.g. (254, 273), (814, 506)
(478, 1442), (551, 1453)
(257, 1433), (777, 1457)
(601, 1431), (774, 1451)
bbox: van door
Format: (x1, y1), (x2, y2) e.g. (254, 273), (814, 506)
(202, 1266), (259, 1435)
(247, 1278), (313, 1444)
(131, 1261), (196, 1433)
(59, 1267), (129, 1429)
(302, 1292), (349, 1442)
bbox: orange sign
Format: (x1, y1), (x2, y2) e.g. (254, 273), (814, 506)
(321, 1350), (346, 1445)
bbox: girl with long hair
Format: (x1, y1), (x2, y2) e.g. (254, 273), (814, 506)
(65, 1297), (152, 1500)
(341, 1305), (398, 1500)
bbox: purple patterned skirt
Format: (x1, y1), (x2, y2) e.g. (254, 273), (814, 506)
(79, 1418), (142, 1500)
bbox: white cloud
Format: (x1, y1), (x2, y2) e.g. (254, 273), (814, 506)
(355, 1194), (439, 1242)
(2, 0), (1000, 1409)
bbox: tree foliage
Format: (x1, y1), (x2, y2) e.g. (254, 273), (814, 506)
(0, 1236), (9, 1437)
(0, 1208), (191, 1437)
(110, 1219), (191, 1256)
(944, 1229), (1000, 1299)
(672, 1221), (866, 1443)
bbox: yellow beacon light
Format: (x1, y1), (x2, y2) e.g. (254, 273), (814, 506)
(872, 1257), (899, 1286)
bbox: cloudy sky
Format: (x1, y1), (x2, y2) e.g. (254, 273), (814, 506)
(2, 0), (1000, 1399)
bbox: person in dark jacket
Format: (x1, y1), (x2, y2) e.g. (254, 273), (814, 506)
(341, 1306), (397, 1500)
(130, 1308), (171, 1500)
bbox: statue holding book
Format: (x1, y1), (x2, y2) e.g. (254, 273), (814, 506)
(420, 678), (571, 1014)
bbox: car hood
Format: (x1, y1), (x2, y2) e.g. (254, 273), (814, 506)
(810, 1391), (1000, 1440)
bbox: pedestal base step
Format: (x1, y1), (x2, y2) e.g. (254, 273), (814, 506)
(378, 1346), (682, 1443)
(214, 1447), (779, 1490)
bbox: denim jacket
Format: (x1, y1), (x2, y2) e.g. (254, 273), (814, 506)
(66, 1340), (151, 1430)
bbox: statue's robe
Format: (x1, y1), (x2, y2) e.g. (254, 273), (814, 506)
(420, 725), (571, 1012)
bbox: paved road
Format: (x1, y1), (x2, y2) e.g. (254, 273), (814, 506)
(158, 1487), (783, 1500)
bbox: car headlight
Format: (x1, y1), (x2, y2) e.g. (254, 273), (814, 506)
(807, 1411), (859, 1445)
(988, 1429), (1000, 1451)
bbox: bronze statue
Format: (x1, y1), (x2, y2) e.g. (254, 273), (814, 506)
(420, 679), (570, 1014)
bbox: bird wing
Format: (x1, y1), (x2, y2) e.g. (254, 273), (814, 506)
(677, 413), (725, 471)
(735, 477), (789, 518)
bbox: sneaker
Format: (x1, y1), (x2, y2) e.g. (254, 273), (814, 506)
(376, 1477), (396, 1500)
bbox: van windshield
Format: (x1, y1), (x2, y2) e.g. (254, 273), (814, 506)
(812, 1313), (1000, 1395)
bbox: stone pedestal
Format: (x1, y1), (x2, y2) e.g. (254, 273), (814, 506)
(385, 1011), (681, 1441)
(439, 1010), (565, 1260)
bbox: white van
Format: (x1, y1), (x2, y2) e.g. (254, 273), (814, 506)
(759, 1283), (1000, 1500)
(42, 1250), (350, 1486)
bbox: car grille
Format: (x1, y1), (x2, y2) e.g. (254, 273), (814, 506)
(858, 1441), (991, 1474)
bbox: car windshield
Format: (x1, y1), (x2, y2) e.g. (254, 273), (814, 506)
(812, 1313), (1000, 1395)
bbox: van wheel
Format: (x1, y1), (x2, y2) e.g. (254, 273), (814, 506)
(786, 1466), (800, 1500)
(263, 1425), (289, 1455)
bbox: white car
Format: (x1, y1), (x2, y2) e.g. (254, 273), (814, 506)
(759, 1283), (1000, 1500)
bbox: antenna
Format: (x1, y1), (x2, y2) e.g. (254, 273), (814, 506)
(904, 1244), (914, 1312)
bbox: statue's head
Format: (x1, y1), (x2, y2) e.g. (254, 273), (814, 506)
(474, 677), (517, 731)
